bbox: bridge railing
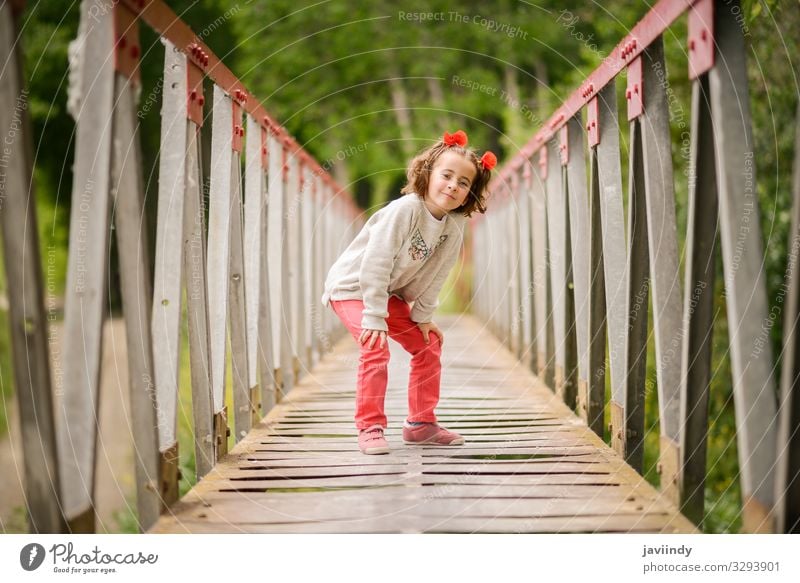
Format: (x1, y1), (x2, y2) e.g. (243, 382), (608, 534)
(472, 0), (799, 533)
(0, 0), (359, 532)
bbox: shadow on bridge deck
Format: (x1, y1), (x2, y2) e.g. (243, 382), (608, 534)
(150, 315), (697, 534)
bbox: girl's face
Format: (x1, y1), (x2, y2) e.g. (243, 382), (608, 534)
(424, 151), (477, 219)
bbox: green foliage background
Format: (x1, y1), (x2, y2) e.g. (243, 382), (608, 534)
(0, 0), (797, 533)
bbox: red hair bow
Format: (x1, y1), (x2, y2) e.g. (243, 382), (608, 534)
(443, 130), (468, 147)
(480, 151), (497, 171)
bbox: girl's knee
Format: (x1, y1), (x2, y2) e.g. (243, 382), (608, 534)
(360, 344), (390, 362)
(416, 334), (442, 357)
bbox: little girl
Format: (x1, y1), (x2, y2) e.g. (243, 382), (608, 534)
(321, 130), (497, 454)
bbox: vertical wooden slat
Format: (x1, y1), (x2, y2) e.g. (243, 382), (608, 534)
(546, 138), (570, 402)
(532, 158), (554, 388)
(302, 169), (316, 366)
(59, 3), (116, 532)
(152, 43), (214, 493)
(206, 85), (233, 457)
(587, 146), (607, 437)
(497, 203), (504, 340)
(639, 38), (684, 504)
(595, 83), (627, 440)
(227, 122), (251, 444)
(245, 115), (274, 416)
(326, 194), (338, 344)
(508, 177), (522, 356)
(709, 0), (777, 533)
(566, 116), (591, 416)
(291, 160), (307, 379)
(518, 164), (534, 368)
(561, 162), (578, 411)
(491, 212), (496, 334)
(620, 120), (649, 473)
(151, 41), (186, 500)
(482, 214), (487, 324)
(320, 184), (332, 350)
(256, 129), (276, 414)
(109, 75), (160, 530)
(182, 122), (215, 479)
(311, 176), (324, 361)
(487, 211), (496, 336)
(775, 100), (800, 534)
(267, 130), (284, 396)
(279, 146), (295, 397)
(151, 41), (214, 496)
(285, 156), (299, 378)
(243, 114), (263, 421)
(678, 74), (718, 526)
(500, 204), (509, 341)
(0, 1), (64, 533)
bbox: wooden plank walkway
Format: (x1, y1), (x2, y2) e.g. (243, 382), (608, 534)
(150, 315), (698, 533)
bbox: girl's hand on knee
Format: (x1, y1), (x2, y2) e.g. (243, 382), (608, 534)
(359, 328), (387, 349)
(417, 322), (443, 346)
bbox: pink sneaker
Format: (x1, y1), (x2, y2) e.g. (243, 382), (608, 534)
(403, 422), (465, 446)
(358, 425), (390, 455)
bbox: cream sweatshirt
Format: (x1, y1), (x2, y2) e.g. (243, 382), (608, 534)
(321, 193), (467, 332)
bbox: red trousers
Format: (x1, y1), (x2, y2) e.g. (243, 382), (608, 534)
(330, 296), (442, 430)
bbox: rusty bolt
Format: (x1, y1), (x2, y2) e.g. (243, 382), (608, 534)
(198, 96), (205, 106)
(701, 29), (707, 42)
(190, 90), (197, 101)
(689, 39), (696, 51)
(130, 45), (140, 59)
(118, 36), (127, 49)
(626, 89), (632, 99)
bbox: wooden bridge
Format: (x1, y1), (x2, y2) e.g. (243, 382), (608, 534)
(151, 315), (696, 533)
(0, 0), (797, 535)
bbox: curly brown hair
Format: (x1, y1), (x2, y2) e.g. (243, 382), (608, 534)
(400, 142), (491, 217)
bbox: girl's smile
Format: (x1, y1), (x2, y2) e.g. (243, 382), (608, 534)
(424, 151), (477, 219)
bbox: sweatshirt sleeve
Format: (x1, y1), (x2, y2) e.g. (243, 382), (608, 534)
(359, 200), (415, 331)
(409, 230), (463, 324)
